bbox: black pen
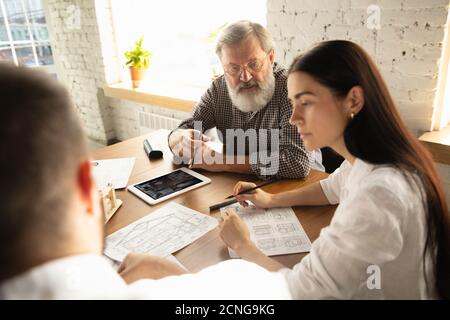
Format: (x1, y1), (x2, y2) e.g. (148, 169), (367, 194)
(209, 180), (277, 212)
(209, 198), (239, 212)
(224, 179), (277, 199)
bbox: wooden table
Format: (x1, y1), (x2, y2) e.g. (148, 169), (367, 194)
(95, 130), (336, 272)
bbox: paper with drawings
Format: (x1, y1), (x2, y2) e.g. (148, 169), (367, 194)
(104, 202), (218, 262)
(221, 203), (311, 258)
(92, 157), (135, 190)
(104, 253), (188, 272)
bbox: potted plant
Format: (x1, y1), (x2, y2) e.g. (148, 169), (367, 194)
(124, 37), (153, 88)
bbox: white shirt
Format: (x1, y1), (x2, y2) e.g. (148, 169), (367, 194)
(0, 254), (291, 299)
(280, 158), (435, 299)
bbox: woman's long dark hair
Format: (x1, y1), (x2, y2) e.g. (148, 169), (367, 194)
(288, 40), (450, 299)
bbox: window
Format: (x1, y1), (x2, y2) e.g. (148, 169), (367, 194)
(432, 8), (450, 130)
(110, 0), (266, 88)
(0, 0), (55, 73)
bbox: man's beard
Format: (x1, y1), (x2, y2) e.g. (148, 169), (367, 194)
(226, 65), (276, 113)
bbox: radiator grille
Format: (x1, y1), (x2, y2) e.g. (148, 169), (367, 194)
(139, 112), (182, 134)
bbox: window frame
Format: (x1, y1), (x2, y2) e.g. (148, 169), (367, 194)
(0, 0), (55, 73)
(109, 0), (266, 89)
(432, 9), (450, 131)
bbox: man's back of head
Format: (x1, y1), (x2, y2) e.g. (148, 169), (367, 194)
(0, 63), (88, 281)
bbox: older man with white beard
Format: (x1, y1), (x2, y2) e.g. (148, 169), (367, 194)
(168, 20), (323, 179)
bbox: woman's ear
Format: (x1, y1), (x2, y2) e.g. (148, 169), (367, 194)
(347, 86), (364, 116)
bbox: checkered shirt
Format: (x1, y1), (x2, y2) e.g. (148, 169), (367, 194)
(174, 63), (312, 179)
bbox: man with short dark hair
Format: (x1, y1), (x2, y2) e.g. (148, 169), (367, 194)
(0, 63), (291, 299)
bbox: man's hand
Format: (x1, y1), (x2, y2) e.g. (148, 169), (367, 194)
(169, 129), (209, 159)
(118, 252), (187, 284)
(189, 144), (225, 172)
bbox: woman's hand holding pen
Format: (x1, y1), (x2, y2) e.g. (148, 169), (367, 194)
(233, 181), (275, 209)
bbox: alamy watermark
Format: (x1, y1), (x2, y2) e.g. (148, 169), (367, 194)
(366, 264), (381, 290)
(172, 121), (280, 176)
(367, 5), (381, 30)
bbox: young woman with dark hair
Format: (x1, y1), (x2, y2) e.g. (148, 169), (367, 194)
(219, 40), (450, 299)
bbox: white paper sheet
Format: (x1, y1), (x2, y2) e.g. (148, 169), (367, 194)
(103, 253), (188, 272)
(104, 202), (218, 262)
(221, 203), (311, 258)
(205, 140), (223, 154)
(92, 157), (135, 190)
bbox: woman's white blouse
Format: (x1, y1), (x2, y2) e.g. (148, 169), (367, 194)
(280, 158), (435, 299)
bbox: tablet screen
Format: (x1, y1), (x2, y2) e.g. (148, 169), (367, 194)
(134, 170), (203, 200)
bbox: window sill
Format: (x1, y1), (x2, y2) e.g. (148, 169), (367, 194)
(104, 82), (207, 113)
(419, 126), (450, 165)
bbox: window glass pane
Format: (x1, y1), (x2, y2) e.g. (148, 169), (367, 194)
(112, 0), (266, 87)
(4, 0), (31, 41)
(0, 44), (13, 62)
(0, 5), (8, 41)
(15, 43), (35, 66)
(25, 0), (48, 41)
(35, 42), (52, 65)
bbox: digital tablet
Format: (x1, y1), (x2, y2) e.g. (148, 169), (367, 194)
(127, 167), (211, 205)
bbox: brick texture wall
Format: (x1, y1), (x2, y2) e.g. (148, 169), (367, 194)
(108, 98), (189, 141)
(267, 0), (448, 135)
(45, 0), (115, 144)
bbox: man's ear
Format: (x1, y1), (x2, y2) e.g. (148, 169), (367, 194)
(347, 86), (364, 116)
(77, 160), (95, 215)
(268, 48), (275, 64)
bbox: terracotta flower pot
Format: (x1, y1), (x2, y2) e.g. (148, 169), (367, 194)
(129, 67), (147, 88)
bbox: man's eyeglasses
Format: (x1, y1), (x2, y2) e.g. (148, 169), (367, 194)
(224, 54), (268, 77)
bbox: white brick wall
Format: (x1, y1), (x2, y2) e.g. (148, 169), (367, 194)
(45, 0), (115, 144)
(108, 98), (190, 141)
(267, 0), (448, 135)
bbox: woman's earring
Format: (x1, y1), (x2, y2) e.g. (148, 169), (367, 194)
(350, 112), (355, 120)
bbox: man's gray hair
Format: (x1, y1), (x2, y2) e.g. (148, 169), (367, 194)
(215, 20), (274, 58)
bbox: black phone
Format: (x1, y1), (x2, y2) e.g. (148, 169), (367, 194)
(143, 138), (163, 159)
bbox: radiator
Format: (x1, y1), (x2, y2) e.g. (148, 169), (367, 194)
(139, 112), (183, 134)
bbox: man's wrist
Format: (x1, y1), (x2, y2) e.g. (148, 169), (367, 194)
(222, 158), (252, 174)
(168, 129), (185, 156)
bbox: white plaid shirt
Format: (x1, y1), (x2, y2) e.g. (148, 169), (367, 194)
(174, 63), (312, 179)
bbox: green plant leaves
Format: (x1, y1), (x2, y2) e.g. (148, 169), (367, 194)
(124, 36), (153, 68)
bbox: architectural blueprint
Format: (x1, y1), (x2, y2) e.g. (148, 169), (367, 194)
(221, 203), (311, 257)
(104, 202), (218, 262)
